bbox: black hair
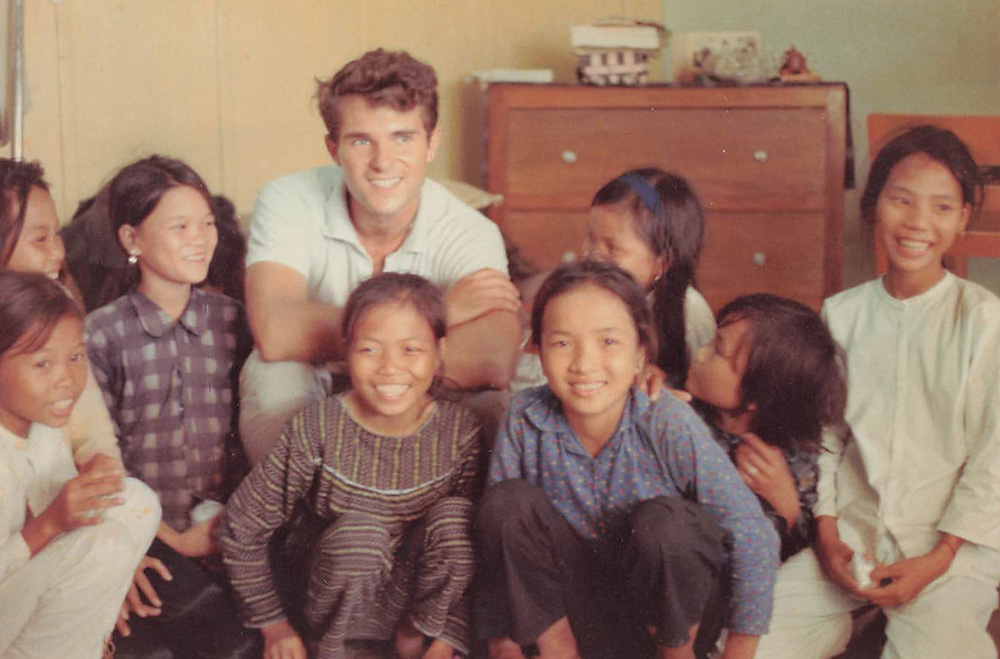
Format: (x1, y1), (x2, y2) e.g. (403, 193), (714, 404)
(590, 168), (704, 386)
(0, 271), (82, 359)
(862, 125), (982, 228)
(107, 155), (214, 292)
(0, 159), (50, 269)
(715, 293), (846, 451)
(341, 272), (448, 396)
(530, 260), (656, 365)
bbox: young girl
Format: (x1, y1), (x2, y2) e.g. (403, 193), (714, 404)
(85, 156), (256, 658)
(222, 272), (483, 659)
(0, 158), (121, 467)
(753, 126), (1000, 659)
(0, 271), (159, 659)
(686, 293), (847, 561)
(476, 261), (778, 659)
(583, 168), (715, 387)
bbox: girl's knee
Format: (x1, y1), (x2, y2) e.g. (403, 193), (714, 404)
(627, 497), (724, 565)
(312, 512), (393, 580)
(476, 479), (546, 537)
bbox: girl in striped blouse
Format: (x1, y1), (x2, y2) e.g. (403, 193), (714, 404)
(223, 272), (483, 659)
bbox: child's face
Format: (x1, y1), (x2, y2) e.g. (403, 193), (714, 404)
(347, 299), (442, 435)
(0, 315), (87, 437)
(686, 318), (752, 414)
(876, 152), (970, 295)
(6, 186), (65, 279)
(120, 185), (218, 295)
(583, 204), (664, 290)
(539, 283), (644, 439)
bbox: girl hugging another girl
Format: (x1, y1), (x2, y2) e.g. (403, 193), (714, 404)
(222, 273), (483, 659)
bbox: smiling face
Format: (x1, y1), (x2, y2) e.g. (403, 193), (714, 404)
(539, 283), (645, 448)
(346, 297), (443, 436)
(876, 152), (970, 299)
(327, 94), (441, 235)
(0, 314), (87, 437)
(6, 186), (65, 279)
(687, 318), (753, 420)
(118, 185), (218, 301)
(582, 203), (664, 290)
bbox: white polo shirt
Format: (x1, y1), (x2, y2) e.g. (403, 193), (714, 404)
(247, 164), (508, 307)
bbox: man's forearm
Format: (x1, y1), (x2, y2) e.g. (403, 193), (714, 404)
(443, 309), (521, 390)
(252, 298), (345, 364)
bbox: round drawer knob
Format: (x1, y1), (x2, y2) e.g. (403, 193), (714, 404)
(753, 149), (768, 163)
(752, 252), (767, 267)
(562, 251), (578, 263)
(561, 150), (578, 164)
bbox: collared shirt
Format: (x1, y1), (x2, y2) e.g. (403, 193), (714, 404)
(489, 386), (779, 635)
(85, 288), (251, 530)
(818, 273), (1000, 581)
(0, 423), (77, 583)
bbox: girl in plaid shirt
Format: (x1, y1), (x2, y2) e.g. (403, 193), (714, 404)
(85, 156), (255, 659)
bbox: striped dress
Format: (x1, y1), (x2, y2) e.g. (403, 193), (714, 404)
(222, 394), (482, 658)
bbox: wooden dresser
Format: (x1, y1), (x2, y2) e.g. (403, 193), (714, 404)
(483, 83), (847, 310)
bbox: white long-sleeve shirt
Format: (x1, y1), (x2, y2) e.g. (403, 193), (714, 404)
(0, 422), (78, 583)
(817, 273), (1000, 580)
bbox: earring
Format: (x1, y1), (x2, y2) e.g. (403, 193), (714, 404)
(128, 250), (138, 265)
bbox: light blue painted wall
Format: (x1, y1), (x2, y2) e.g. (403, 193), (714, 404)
(661, 0), (1000, 288)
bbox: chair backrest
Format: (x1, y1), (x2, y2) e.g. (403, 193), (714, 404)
(867, 113), (1000, 275)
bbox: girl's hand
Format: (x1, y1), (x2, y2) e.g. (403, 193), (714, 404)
(864, 539), (959, 607)
(262, 620), (307, 659)
(635, 364), (692, 403)
(814, 516), (862, 596)
(422, 638), (456, 659)
(174, 515), (222, 558)
(734, 433), (799, 529)
(34, 454), (123, 541)
(116, 555), (173, 636)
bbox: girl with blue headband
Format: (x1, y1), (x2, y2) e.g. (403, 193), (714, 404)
(584, 168), (713, 389)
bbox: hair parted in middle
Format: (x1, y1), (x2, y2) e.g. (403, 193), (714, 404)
(715, 293), (847, 451)
(316, 48), (439, 140)
(341, 271), (447, 348)
(530, 260), (656, 365)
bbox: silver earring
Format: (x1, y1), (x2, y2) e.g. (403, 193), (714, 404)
(128, 251), (138, 265)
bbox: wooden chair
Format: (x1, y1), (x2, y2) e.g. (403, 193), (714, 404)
(867, 114), (1000, 277)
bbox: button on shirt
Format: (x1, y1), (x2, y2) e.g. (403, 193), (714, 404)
(818, 273), (1000, 579)
(86, 288), (251, 530)
(489, 386), (779, 635)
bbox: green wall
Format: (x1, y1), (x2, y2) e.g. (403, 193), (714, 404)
(662, 0), (1000, 289)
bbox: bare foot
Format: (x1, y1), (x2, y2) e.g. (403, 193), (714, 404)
(487, 637), (527, 659)
(536, 617), (580, 659)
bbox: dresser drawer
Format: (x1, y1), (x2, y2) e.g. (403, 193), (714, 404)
(697, 212), (826, 310)
(502, 107), (829, 212)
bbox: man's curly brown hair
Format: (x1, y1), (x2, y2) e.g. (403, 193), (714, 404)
(317, 48), (438, 140)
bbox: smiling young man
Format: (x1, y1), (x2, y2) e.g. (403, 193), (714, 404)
(240, 49), (521, 465)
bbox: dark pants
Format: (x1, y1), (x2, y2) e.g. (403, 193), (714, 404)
(474, 480), (725, 659)
(112, 539), (261, 659)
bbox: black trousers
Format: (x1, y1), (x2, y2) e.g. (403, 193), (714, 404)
(474, 480), (726, 659)
(112, 539), (261, 659)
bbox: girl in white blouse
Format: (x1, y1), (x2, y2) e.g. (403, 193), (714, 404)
(755, 126), (1000, 659)
(0, 271), (158, 659)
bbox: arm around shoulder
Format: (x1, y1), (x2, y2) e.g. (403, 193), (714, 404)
(245, 261), (344, 364)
